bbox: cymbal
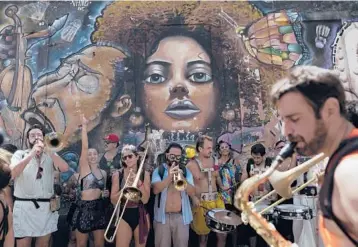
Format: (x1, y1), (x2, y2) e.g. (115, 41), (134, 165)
(214, 211), (242, 226)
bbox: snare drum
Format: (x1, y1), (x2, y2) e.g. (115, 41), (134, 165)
(205, 208), (241, 233)
(274, 204), (312, 220)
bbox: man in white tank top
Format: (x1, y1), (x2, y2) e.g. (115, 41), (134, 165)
(10, 125), (69, 247)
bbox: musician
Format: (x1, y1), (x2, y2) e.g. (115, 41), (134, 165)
(187, 135), (228, 247)
(217, 140), (242, 247)
(111, 145), (151, 247)
(240, 143), (273, 247)
(10, 124), (69, 247)
(246, 143), (273, 204)
(271, 65), (358, 247)
(217, 140), (242, 206)
(0, 149), (15, 247)
(70, 116), (109, 247)
(151, 142), (195, 247)
(271, 140), (297, 243)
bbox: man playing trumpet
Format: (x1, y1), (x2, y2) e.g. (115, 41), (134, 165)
(151, 142), (195, 247)
(10, 124), (69, 247)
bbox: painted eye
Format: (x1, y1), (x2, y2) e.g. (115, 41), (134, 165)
(144, 73), (166, 84)
(188, 72), (212, 83)
(76, 75), (99, 94)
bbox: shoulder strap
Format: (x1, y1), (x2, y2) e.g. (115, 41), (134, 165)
(158, 164), (165, 180)
(320, 136), (358, 246)
(157, 164), (165, 208)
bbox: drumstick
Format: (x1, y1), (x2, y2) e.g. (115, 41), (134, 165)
(219, 182), (241, 192)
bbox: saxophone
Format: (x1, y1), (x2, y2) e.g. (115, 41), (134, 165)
(234, 143), (298, 247)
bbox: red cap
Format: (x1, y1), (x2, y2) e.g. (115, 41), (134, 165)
(104, 133), (120, 143)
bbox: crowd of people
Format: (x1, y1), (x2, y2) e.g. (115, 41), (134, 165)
(0, 65), (357, 247)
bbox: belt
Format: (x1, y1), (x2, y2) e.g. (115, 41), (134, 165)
(200, 192), (218, 201)
(165, 211), (182, 215)
(14, 197), (51, 209)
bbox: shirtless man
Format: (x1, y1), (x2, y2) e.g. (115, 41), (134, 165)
(271, 66), (358, 247)
(187, 135), (228, 247)
(151, 142), (196, 247)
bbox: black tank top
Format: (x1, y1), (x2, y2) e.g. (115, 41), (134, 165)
(0, 200), (8, 247)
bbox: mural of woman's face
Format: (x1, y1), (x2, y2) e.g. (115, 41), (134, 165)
(142, 36), (218, 131)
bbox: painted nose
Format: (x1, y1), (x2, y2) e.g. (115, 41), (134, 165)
(170, 85), (189, 99)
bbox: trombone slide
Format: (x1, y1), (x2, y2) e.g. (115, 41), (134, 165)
(104, 143), (149, 242)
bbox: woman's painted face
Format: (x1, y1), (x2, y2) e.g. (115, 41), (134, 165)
(122, 151), (138, 169)
(88, 148), (99, 164)
(142, 36), (218, 131)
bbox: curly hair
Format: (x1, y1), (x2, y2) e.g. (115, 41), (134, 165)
(92, 1), (275, 132)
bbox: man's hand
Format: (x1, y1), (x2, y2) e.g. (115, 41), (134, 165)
(169, 164), (180, 180)
(192, 196), (200, 207)
(102, 189), (110, 198)
(31, 140), (44, 157)
(81, 114), (88, 125)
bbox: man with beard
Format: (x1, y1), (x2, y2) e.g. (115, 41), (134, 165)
(10, 124), (69, 247)
(187, 135), (228, 247)
(271, 66), (358, 247)
(151, 142), (195, 247)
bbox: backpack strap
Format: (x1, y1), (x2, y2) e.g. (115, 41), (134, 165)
(320, 136), (358, 246)
(157, 164), (165, 208)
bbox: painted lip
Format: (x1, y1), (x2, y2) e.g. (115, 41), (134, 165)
(165, 100), (200, 120)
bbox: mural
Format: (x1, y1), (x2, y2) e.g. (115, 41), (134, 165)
(0, 1), (358, 182)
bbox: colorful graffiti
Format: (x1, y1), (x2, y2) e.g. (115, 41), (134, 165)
(0, 1), (358, 181)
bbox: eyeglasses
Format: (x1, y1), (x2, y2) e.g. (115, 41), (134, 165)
(105, 141), (116, 145)
(168, 154), (181, 161)
(36, 167), (43, 179)
(122, 154), (134, 161)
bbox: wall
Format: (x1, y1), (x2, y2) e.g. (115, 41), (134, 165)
(0, 0), (358, 180)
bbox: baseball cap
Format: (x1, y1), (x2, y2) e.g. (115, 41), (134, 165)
(104, 133), (120, 143)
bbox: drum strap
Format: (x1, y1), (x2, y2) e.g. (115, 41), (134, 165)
(195, 158), (214, 194)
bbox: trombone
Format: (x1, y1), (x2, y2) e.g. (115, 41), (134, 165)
(104, 142), (149, 243)
(253, 153), (327, 215)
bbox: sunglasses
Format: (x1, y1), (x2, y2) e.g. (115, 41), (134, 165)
(220, 146), (230, 150)
(168, 154), (181, 161)
(37, 167), (43, 179)
(122, 154), (134, 161)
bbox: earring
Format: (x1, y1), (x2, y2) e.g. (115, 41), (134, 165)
(129, 107), (144, 127)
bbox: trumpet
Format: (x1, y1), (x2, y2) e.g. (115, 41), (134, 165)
(173, 170), (187, 191)
(44, 132), (64, 151)
(104, 125), (150, 243)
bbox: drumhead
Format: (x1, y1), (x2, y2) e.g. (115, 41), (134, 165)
(207, 208), (224, 217)
(275, 204), (309, 212)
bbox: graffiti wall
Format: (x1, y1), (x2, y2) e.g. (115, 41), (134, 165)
(1, 0), (358, 177)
